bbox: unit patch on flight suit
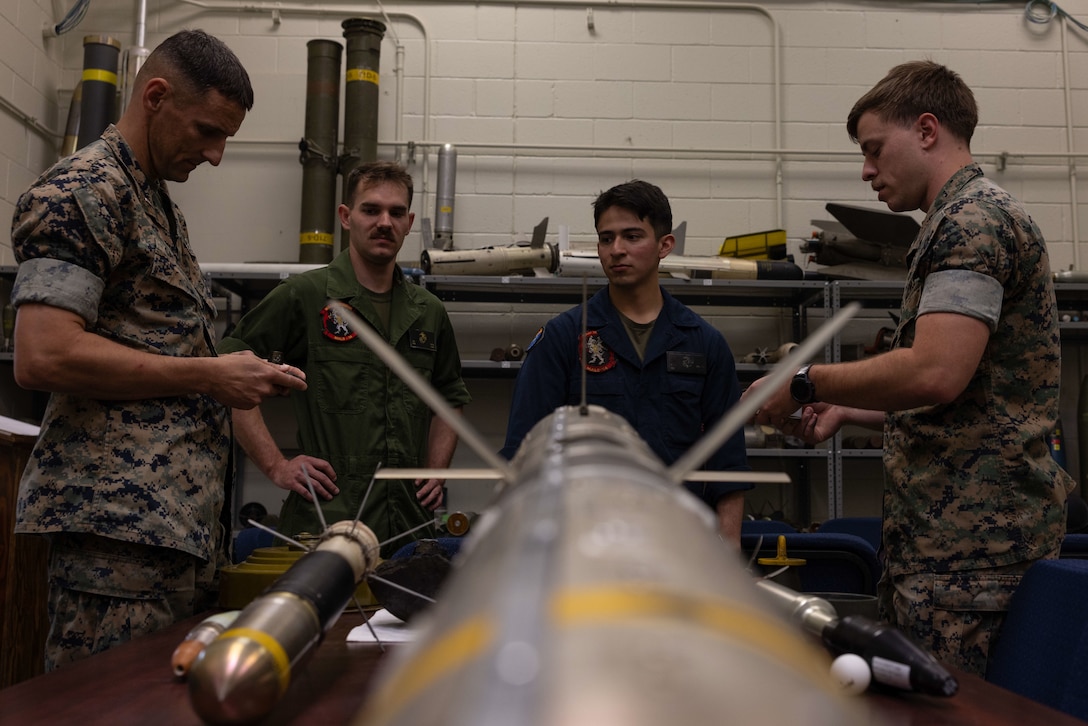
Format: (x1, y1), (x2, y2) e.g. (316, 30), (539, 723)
(666, 350), (707, 375)
(320, 303), (358, 342)
(580, 330), (616, 372)
(410, 328), (437, 351)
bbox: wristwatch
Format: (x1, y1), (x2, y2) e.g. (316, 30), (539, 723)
(790, 364), (818, 405)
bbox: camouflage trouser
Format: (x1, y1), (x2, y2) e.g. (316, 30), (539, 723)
(877, 552), (1058, 677)
(45, 533), (220, 672)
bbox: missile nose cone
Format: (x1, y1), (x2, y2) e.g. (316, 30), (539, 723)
(188, 637), (285, 725)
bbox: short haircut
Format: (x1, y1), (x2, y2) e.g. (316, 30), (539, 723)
(139, 29), (254, 111)
(847, 60), (977, 146)
(593, 179), (673, 240)
(344, 161), (414, 208)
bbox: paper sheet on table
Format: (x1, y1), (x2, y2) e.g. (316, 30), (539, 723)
(347, 608), (419, 644)
(0, 415), (40, 437)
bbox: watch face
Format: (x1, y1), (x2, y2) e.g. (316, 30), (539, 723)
(791, 371), (813, 404)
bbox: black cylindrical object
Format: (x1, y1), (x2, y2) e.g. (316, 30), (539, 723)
(299, 39), (343, 264)
(76, 36), (121, 150)
(823, 615), (958, 697)
(340, 18), (386, 252)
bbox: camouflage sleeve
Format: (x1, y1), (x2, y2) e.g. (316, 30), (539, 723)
(12, 173), (121, 279)
(919, 269), (1003, 332)
(10, 167), (125, 324)
(10, 258), (105, 325)
(919, 200), (1013, 332)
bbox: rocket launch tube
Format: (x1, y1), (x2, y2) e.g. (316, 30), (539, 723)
(340, 18), (386, 252)
(76, 36), (121, 150)
(299, 39), (343, 264)
(188, 520), (379, 725)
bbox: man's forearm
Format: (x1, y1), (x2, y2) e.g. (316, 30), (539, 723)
(716, 491), (745, 546)
(233, 405), (285, 477)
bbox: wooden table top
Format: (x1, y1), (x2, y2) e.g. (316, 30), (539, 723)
(0, 610), (1084, 725)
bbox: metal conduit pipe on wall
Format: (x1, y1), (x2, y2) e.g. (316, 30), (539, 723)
(162, 0), (1084, 258)
(165, 0), (776, 230)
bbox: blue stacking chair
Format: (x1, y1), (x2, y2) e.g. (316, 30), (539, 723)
(817, 516), (882, 551)
(1059, 533), (1088, 559)
(741, 519), (798, 536)
(986, 559), (1088, 720)
(741, 532), (881, 596)
(232, 527), (279, 564)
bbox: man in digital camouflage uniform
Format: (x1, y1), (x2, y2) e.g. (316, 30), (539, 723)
(218, 161), (471, 558)
(745, 61), (1075, 676)
(10, 30), (307, 671)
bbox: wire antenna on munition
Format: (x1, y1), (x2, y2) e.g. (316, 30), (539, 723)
(579, 273), (589, 415)
(668, 301), (862, 485)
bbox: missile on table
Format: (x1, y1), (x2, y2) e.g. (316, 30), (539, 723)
(328, 299), (870, 725)
(187, 520), (380, 725)
(755, 578), (958, 697)
(353, 405), (874, 726)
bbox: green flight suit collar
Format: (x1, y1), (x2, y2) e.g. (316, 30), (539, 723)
(323, 251), (425, 342)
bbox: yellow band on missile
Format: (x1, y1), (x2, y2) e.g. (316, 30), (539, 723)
(346, 68), (380, 85)
(82, 68), (118, 85)
(550, 586), (829, 682)
(366, 616), (494, 721)
(220, 627), (292, 694)
(300, 232), (334, 246)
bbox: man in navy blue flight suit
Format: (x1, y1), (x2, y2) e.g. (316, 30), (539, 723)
(499, 180), (751, 543)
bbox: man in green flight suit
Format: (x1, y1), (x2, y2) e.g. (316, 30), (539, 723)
(218, 161), (471, 557)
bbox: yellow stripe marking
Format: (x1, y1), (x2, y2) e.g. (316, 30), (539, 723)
(346, 68), (380, 85)
(369, 586), (834, 720)
(300, 232), (334, 246)
(550, 586), (830, 682)
(82, 68), (118, 85)
(220, 627), (292, 694)
(366, 616), (493, 721)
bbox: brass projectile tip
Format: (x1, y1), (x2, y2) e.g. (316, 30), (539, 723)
(188, 637), (285, 725)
